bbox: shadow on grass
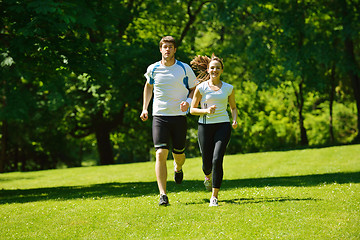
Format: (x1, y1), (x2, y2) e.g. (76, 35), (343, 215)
(0, 171), (359, 205)
(222, 197), (319, 205)
(221, 171), (360, 189)
(183, 197), (319, 206)
(0, 176), (39, 182)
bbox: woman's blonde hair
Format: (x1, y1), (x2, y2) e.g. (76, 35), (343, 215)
(190, 53), (223, 82)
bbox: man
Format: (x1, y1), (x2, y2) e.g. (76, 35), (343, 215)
(140, 36), (196, 206)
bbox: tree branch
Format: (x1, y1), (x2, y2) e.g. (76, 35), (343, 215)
(178, 0), (213, 47)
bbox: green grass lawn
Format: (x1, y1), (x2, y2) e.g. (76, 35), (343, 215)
(1, 145), (359, 239)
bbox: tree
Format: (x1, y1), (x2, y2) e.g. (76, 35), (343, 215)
(208, 0), (358, 148)
(1, 0), (76, 171)
(61, 0), (212, 165)
(0, 0), (213, 170)
(337, 0), (360, 142)
(1, 0), (358, 172)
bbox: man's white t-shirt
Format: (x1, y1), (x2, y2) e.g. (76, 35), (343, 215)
(197, 81), (233, 124)
(144, 60), (196, 116)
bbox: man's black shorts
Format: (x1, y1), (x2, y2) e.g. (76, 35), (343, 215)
(152, 116), (187, 154)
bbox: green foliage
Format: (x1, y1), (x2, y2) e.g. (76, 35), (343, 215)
(1, 0), (359, 171)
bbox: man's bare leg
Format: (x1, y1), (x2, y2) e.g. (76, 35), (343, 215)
(155, 148), (169, 195)
(173, 153), (185, 172)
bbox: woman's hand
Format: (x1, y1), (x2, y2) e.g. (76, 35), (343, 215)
(207, 105), (217, 114)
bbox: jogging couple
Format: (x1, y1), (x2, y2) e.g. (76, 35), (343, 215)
(140, 36), (238, 207)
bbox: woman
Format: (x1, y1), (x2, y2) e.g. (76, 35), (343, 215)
(190, 54), (238, 207)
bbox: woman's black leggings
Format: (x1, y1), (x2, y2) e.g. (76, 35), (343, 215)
(198, 122), (231, 189)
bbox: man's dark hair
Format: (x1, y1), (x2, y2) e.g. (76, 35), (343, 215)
(159, 36), (177, 48)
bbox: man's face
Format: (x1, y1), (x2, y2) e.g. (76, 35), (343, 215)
(160, 42), (176, 60)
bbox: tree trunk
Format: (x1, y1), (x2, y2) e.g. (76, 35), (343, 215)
(21, 149), (26, 172)
(0, 120), (7, 173)
(329, 64), (336, 143)
(352, 76), (360, 143)
(14, 145), (19, 171)
(344, 38), (360, 143)
(95, 124), (114, 165)
(298, 105), (309, 146)
(294, 79), (309, 146)
(341, 0), (360, 143)
(293, 3), (308, 146)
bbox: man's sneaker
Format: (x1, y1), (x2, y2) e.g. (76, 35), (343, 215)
(174, 169), (183, 184)
(159, 194), (169, 206)
(204, 177), (212, 191)
(209, 196), (218, 207)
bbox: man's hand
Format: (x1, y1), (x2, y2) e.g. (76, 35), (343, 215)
(180, 101), (189, 112)
(140, 110), (149, 121)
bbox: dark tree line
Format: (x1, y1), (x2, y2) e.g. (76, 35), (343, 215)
(0, 0), (359, 172)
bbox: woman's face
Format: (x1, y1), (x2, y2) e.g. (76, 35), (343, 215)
(207, 60), (223, 79)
